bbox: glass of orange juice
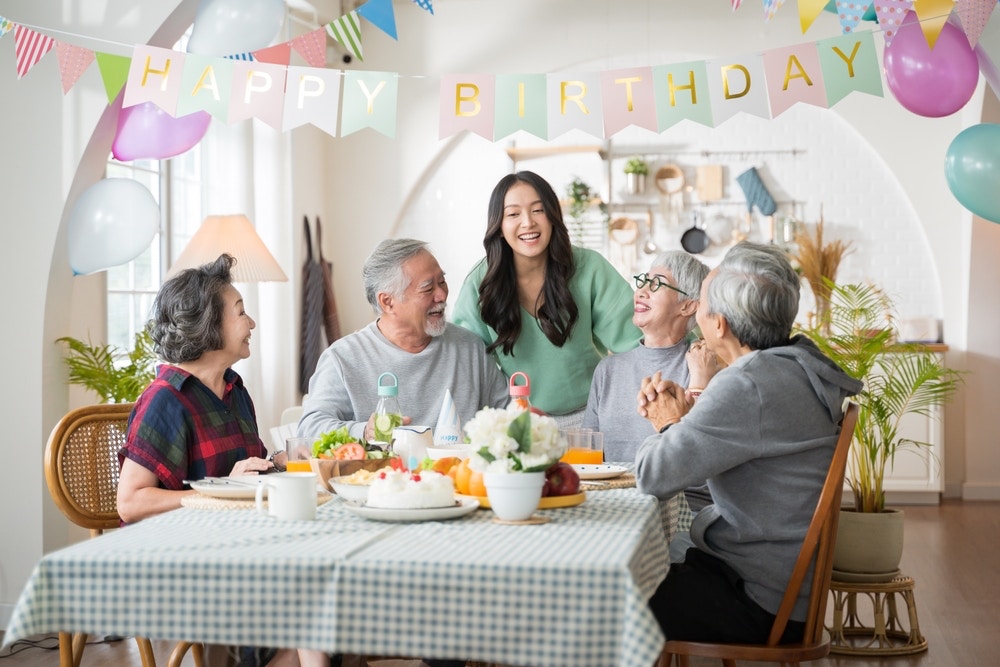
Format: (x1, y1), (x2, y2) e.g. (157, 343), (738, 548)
(559, 429), (604, 465)
(284, 437), (314, 473)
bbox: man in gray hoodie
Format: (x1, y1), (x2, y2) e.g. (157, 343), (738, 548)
(635, 241), (863, 645)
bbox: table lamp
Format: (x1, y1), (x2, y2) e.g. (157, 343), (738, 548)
(167, 214), (288, 282)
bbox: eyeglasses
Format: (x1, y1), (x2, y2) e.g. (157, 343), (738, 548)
(633, 273), (689, 297)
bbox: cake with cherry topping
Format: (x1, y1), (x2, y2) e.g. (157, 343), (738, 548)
(365, 469), (456, 509)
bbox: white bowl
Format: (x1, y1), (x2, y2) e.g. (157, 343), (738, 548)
(329, 476), (371, 503)
(425, 444), (477, 460)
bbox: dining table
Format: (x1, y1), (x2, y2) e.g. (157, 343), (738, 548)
(3, 475), (683, 667)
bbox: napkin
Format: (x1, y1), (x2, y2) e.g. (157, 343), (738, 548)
(433, 389), (463, 445)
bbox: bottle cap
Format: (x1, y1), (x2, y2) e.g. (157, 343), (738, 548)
(378, 371), (399, 397)
(509, 371), (530, 397)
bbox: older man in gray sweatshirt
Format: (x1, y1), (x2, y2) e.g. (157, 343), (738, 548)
(635, 242), (862, 645)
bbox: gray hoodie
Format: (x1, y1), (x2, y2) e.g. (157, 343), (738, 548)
(636, 335), (862, 621)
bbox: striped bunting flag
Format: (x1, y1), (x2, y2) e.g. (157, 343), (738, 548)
(226, 52), (256, 61)
(326, 12), (363, 62)
(14, 25), (55, 79)
(1, 16), (13, 38)
(411, 0), (434, 14)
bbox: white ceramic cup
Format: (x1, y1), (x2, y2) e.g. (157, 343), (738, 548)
(392, 425), (433, 464)
(255, 472), (317, 521)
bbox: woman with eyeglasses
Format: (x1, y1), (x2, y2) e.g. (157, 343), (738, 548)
(582, 251), (719, 463)
(452, 170), (641, 426)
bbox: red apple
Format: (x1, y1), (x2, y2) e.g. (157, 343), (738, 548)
(545, 461), (580, 496)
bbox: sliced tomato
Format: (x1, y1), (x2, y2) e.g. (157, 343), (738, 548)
(332, 442), (367, 460)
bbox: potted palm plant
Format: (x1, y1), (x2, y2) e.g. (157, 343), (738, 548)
(57, 330), (157, 403)
(623, 156), (649, 195)
(800, 281), (962, 578)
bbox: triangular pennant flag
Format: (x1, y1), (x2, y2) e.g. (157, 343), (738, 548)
(225, 52), (256, 61)
(764, 0), (787, 21)
(55, 41), (95, 94)
(326, 13), (364, 62)
(874, 0), (913, 47)
(955, 0), (996, 48)
(799, 0), (829, 32)
(94, 52), (131, 104)
(733, 0), (745, 9)
(913, 0), (956, 48)
(253, 42), (292, 65)
(357, 0), (398, 40)
(411, 0), (434, 15)
(835, 1), (867, 34)
(0, 16), (14, 38)
(13, 25), (55, 79)
(291, 27), (327, 68)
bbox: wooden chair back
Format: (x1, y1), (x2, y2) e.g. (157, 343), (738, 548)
(44, 403), (133, 537)
(659, 401), (860, 667)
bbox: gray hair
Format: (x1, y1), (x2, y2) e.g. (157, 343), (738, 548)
(363, 238), (430, 315)
(649, 250), (709, 333)
(147, 253), (235, 363)
(707, 242), (799, 350)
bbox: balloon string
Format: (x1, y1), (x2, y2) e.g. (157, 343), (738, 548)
(6, 20), (132, 51)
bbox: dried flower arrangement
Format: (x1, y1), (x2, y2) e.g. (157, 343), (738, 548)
(791, 208), (853, 332)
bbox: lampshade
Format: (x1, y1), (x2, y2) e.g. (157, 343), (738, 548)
(168, 214), (288, 282)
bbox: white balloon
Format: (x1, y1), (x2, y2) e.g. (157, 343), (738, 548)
(187, 0), (286, 57)
(68, 179), (160, 276)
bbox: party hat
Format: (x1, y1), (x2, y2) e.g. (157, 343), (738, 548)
(433, 389), (463, 445)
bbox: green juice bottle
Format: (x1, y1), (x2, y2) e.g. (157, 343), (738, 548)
(373, 371), (403, 448)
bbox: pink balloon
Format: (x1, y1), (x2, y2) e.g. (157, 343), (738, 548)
(884, 12), (980, 118)
(112, 102), (211, 161)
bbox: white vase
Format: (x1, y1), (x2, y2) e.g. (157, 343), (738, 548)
(483, 471), (545, 521)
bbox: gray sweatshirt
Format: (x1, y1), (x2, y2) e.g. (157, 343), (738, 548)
(635, 335), (862, 621)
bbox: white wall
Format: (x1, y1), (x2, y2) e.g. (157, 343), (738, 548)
(2, 0), (998, 626)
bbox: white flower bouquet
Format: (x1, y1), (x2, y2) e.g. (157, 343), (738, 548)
(465, 406), (565, 474)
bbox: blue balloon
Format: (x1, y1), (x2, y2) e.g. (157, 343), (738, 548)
(824, 1), (878, 22)
(945, 124), (1000, 224)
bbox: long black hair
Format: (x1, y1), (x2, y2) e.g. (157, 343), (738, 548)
(478, 171), (578, 356)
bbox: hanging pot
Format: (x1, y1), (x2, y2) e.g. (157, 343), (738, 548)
(680, 213), (709, 254)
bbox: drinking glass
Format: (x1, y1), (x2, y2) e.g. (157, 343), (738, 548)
(285, 437), (314, 473)
(559, 429), (604, 464)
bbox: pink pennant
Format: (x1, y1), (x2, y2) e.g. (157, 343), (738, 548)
(13, 25), (55, 79)
(835, 1), (868, 34)
(253, 42), (292, 65)
(733, 0), (744, 10)
(955, 0), (996, 47)
(55, 41), (95, 94)
(874, 0), (913, 46)
(291, 27), (327, 68)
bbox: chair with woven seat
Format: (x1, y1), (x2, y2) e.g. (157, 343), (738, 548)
(658, 400), (859, 667)
(44, 403), (204, 667)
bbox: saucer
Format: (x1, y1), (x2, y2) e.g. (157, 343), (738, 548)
(831, 568), (901, 584)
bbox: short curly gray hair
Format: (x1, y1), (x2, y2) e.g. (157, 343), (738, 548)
(147, 254), (236, 363)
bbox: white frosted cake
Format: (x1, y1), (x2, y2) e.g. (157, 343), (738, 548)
(366, 469), (456, 509)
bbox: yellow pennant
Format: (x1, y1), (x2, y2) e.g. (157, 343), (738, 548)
(913, 0), (956, 49)
(798, 0), (829, 34)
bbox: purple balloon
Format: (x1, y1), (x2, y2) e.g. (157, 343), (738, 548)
(112, 101), (211, 161)
(884, 12), (980, 118)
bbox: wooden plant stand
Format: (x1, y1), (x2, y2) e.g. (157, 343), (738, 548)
(827, 574), (928, 656)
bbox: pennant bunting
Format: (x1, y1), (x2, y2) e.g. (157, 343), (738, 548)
(55, 41), (95, 94)
(764, 0), (788, 21)
(176, 53), (233, 120)
(282, 65), (341, 136)
(912, 0), (956, 48)
(493, 73), (547, 141)
(835, 1), (868, 34)
(600, 67), (658, 136)
(229, 61), (287, 129)
(254, 42), (292, 65)
(14, 25), (55, 79)
(123, 46), (182, 112)
(761, 42), (828, 117)
(341, 70), (398, 138)
(798, 0), (830, 33)
(873, 0), (913, 47)
(226, 52), (256, 61)
(652, 60), (715, 131)
(547, 71), (604, 140)
(411, 0), (434, 15)
(954, 0), (996, 48)
(357, 0), (398, 40)
(326, 13), (364, 62)
(94, 52), (131, 103)
(1, 16), (14, 38)
(817, 31), (883, 105)
(291, 27), (328, 68)
(706, 53), (772, 125)
(733, 0), (745, 10)
(439, 73), (496, 140)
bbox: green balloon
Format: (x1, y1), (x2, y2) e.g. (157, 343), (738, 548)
(945, 124), (1000, 224)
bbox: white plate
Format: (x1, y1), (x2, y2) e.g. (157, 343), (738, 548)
(343, 497), (480, 522)
(571, 464), (628, 481)
(189, 477), (267, 500)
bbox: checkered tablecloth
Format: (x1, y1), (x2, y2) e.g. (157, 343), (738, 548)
(3, 488), (669, 667)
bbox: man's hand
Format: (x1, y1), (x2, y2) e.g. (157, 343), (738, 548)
(637, 372), (690, 432)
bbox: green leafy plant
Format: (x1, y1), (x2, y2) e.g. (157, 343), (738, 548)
(57, 330), (158, 403)
(799, 281), (963, 513)
(565, 176), (596, 220)
(623, 156), (649, 175)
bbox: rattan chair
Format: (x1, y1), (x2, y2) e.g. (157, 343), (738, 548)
(44, 403), (203, 667)
(658, 401), (860, 667)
